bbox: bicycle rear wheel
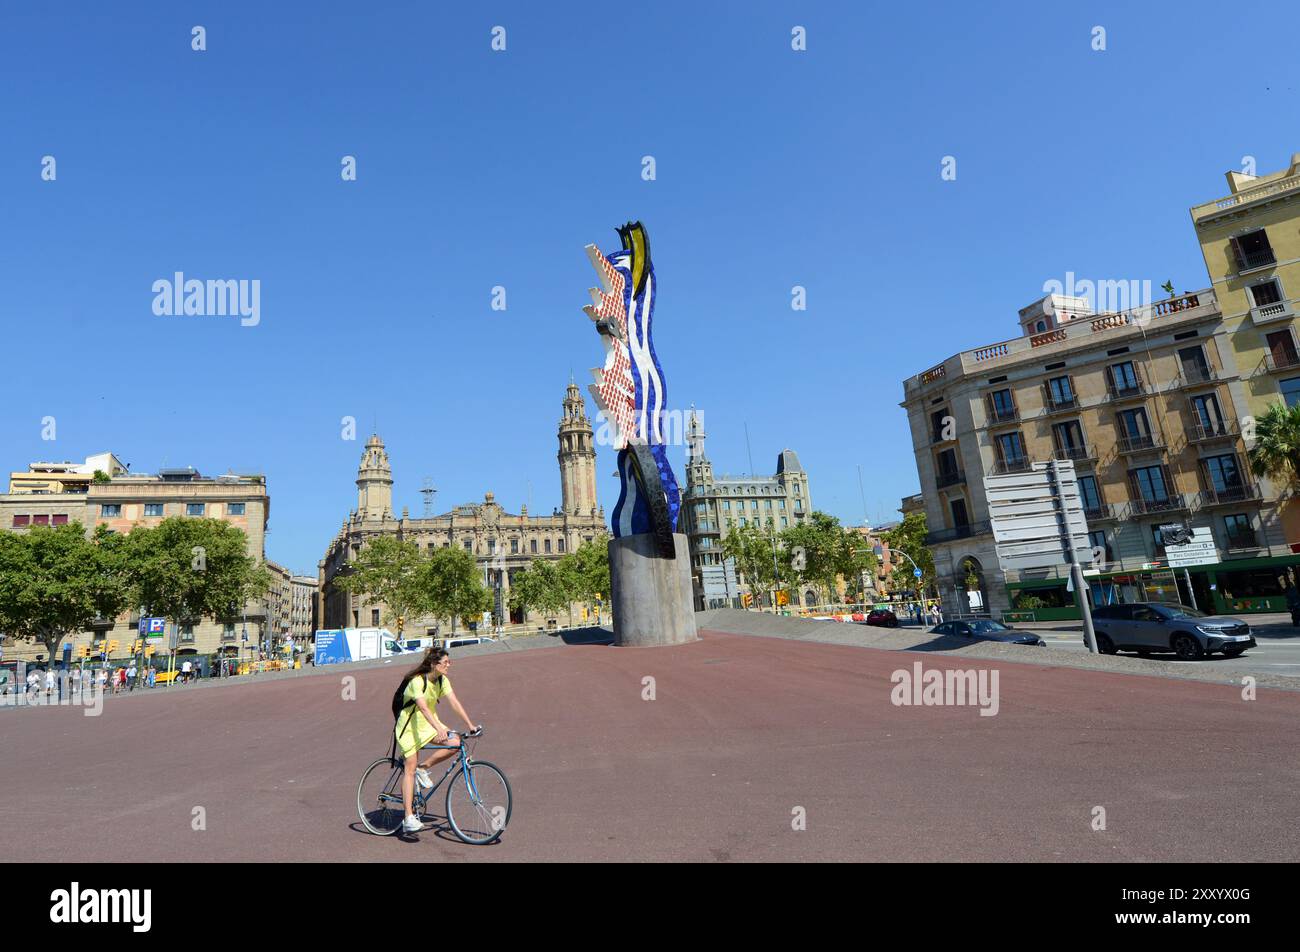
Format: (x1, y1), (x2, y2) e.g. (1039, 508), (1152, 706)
(445, 760), (512, 845)
(357, 758), (406, 835)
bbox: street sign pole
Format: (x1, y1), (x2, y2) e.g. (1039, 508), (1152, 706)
(1048, 459), (1099, 655)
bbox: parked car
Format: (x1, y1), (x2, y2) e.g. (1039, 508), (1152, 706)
(864, 609), (899, 628)
(1087, 602), (1254, 659)
(445, 636), (497, 649)
(931, 619), (1045, 646)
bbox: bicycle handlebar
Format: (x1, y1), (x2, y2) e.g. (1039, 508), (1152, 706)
(448, 726), (484, 739)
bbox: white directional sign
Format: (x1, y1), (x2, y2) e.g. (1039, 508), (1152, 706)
(1165, 527), (1218, 568)
(986, 461), (1094, 573)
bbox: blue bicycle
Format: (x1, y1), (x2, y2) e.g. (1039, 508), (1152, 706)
(357, 727), (512, 844)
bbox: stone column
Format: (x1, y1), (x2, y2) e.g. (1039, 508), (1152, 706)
(608, 533), (699, 647)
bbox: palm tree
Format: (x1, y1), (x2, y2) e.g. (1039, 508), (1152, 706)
(1247, 403), (1300, 487)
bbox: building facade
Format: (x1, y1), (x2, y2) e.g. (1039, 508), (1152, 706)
(678, 409), (814, 609)
(0, 463), (278, 663)
(318, 383), (607, 634)
(901, 154), (1300, 619)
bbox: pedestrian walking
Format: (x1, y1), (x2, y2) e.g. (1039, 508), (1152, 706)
(180, 659), (192, 684)
(118, 667), (127, 693)
(127, 663), (137, 692)
(96, 667), (108, 694)
(44, 667), (56, 699)
(147, 667), (156, 688)
(71, 666), (81, 696)
(1286, 584), (1300, 627)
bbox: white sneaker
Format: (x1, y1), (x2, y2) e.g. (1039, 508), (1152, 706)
(415, 768), (433, 790)
(402, 814), (422, 833)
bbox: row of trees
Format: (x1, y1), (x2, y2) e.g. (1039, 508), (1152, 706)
(0, 519), (269, 663)
(720, 511), (877, 606)
(335, 537), (492, 635)
(507, 535), (610, 626)
(339, 533), (612, 633)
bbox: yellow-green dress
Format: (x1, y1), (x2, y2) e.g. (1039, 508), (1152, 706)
(395, 674), (451, 758)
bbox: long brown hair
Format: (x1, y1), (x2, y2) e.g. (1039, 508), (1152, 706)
(404, 647), (449, 692)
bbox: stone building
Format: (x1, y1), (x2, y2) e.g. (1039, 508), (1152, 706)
(678, 408), (814, 609)
(0, 462), (278, 663)
(318, 383), (607, 633)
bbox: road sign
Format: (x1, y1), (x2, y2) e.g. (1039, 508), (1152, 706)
(986, 461), (1093, 573)
(1165, 527), (1218, 569)
(913, 568), (923, 578)
(139, 617), (166, 639)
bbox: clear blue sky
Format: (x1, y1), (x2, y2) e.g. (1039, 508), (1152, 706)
(3, 2), (1299, 574)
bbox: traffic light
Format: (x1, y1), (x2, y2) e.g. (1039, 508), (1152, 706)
(79, 645), (91, 658)
(776, 590), (789, 606)
(108, 640), (119, 654)
(742, 593), (753, 608)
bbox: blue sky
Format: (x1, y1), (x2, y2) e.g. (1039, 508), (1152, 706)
(3, 2), (1300, 574)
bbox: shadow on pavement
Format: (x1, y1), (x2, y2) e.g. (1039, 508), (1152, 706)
(556, 626), (615, 646)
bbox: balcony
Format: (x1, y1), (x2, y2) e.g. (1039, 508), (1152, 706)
(1238, 246), (1277, 272)
(990, 456), (1033, 475)
(1128, 494), (1188, 516)
(1263, 351), (1300, 373)
(1042, 386), (1078, 415)
(1197, 484), (1261, 508)
(924, 520), (992, 546)
(1107, 380), (1146, 402)
(1250, 298), (1295, 326)
(935, 469), (966, 489)
(1117, 433), (1164, 455)
(1083, 502), (1116, 522)
(1053, 444), (1096, 464)
(986, 402), (1019, 425)
(1226, 531), (1261, 551)
(1171, 365), (1217, 388)
(1188, 420), (1238, 443)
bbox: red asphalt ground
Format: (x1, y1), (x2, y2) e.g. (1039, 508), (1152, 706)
(2, 629), (1297, 862)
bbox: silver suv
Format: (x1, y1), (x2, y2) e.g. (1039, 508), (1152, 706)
(1088, 602), (1255, 659)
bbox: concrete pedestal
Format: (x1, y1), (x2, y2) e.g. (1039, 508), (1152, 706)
(608, 532), (699, 647)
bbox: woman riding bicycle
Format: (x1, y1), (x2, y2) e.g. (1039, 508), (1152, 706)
(395, 647), (479, 834)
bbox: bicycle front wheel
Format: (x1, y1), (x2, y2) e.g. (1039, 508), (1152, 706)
(357, 758), (406, 836)
(445, 760), (512, 845)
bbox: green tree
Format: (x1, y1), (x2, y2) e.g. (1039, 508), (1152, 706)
(333, 535), (426, 633)
(780, 512), (876, 606)
(126, 517), (271, 646)
(722, 523), (776, 607)
(0, 523), (132, 667)
(422, 545), (492, 635)
(507, 558), (571, 623)
(559, 534), (610, 624)
(92, 470), (112, 485)
(1248, 402), (1300, 487)
(882, 511), (936, 596)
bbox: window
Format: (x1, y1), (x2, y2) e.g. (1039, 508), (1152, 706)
(101, 504), (122, 517)
(1108, 361), (1140, 396)
(778, 499), (785, 510)
(781, 517), (788, 528)
(988, 388), (1016, 422)
(558, 538), (565, 553)
(1035, 320), (1047, 333)
(1250, 279), (1283, 307)
(723, 500), (731, 510)
(930, 408), (950, 442)
(1052, 420), (1087, 458)
(1282, 378), (1300, 409)
(1266, 329), (1299, 370)
(1088, 529), (1110, 563)
(372, 609), (380, 626)
(1230, 229), (1276, 271)
(488, 539), (496, 555)
(144, 504), (164, 517)
(765, 500), (772, 509)
(1224, 514), (1256, 549)
(751, 500), (758, 510)
(12, 515), (29, 527)
(544, 539), (552, 554)
(1151, 525), (1168, 555)
(511, 539), (519, 554)
(227, 503), (245, 516)
(51, 514), (68, 526)
(1078, 475), (1102, 514)
(33, 514), (49, 526)
(1045, 376), (1074, 409)
(1203, 454), (1244, 495)
(1190, 393), (1225, 433)
(1118, 407), (1153, 448)
(1177, 345), (1210, 382)
(463, 540), (473, 552)
(740, 518), (747, 527)
(186, 503), (205, 517)
(180, 625), (195, 644)
(950, 498), (969, 528)
(996, 432), (1027, 469)
(530, 539), (538, 554)
(1129, 465), (1172, 506)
